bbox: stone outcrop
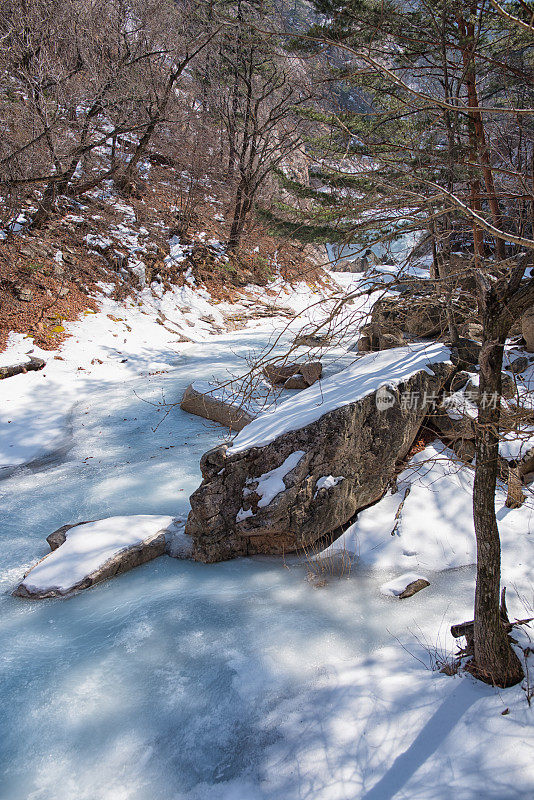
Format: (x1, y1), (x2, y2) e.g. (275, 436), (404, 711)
(356, 293), (478, 354)
(186, 349), (454, 562)
(14, 515), (171, 598)
(180, 382), (256, 431)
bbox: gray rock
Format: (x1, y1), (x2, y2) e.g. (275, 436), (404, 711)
(186, 357), (454, 562)
(293, 334), (331, 348)
(284, 374), (308, 390)
(501, 372), (516, 399)
(450, 371), (471, 392)
(399, 578), (431, 599)
(357, 322), (405, 353)
(452, 338), (481, 369)
(263, 361), (322, 387)
(180, 383), (255, 431)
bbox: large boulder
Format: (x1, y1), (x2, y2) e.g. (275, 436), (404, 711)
(14, 515), (172, 598)
(180, 381), (256, 431)
(186, 343), (454, 562)
(358, 293), (479, 354)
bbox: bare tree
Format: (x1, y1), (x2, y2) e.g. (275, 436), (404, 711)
(0, 0), (217, 226)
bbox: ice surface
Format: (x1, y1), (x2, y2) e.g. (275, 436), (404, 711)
(19, 515), (173, 594)
(1, 278), (533, 800)
(229, 343), (451, 454)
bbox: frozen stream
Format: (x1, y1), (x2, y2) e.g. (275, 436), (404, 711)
(0, 328), (481, 800)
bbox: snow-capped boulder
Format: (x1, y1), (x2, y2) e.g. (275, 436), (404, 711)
(180, 381), (256, 431)
(14, 515), (172, 598)
(186, 343), (454, 562)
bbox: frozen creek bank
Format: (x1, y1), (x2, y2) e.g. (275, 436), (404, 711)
(1, 286), (534, 799)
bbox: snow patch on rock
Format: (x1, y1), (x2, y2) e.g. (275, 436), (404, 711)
(229, 342), (452, 454)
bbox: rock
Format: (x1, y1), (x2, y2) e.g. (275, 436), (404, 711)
(186, 344), (454, 562)
(335, 255), (369, 273)
(293, 334), (331, 348)
(452, 338), (481, 369)
(357, 322), (405, 353)
(450, 438), (476, 463)
(284, 374), (308, 389)
(450, 371), (470, 392)
(263, 363), (299, 384)
(15, 287), (32, 302)
(431, 405), (475, 442)
(300, 362), (322, 386)
(501, 372), (516, 399)
(263, 361), (322, 387)
(521, 307), (534, 352)
(356, 335), (371, 353)
(0, 356), (45, 380)
(369, 293), (477, 346)
(180, 381), (256, 431)
(372, 295), (445, 338)
(380, 573), (430, 598)
(509, 356), (529, 375)
(13, 515), (171, 599)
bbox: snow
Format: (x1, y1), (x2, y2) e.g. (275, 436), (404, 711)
(237, 451), (305, 522)
(499, 425), (534, 462)
(19, 515), (173, 594)
(380, 572), (429, 597)
(321, 442), (534, 594)
(237, 451), (306, 525)
(229, 342), (452, 454)
(0, 282), (265, 469)
(316, 474), (344, 491)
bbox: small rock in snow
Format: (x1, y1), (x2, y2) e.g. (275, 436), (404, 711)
(380, 573), (430, 599)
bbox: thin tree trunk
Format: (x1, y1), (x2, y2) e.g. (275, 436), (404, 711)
(472, 323), (524, 686)
(458, 9), (506, 260)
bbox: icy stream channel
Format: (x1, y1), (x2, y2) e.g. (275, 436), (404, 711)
(0, 329), (481, 800)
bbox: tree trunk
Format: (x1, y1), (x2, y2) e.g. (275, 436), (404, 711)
(472, 325), (524, 687)
(458, 10), (506, 261)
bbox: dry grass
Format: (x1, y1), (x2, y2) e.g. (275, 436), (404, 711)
(300, 539), (356, 587)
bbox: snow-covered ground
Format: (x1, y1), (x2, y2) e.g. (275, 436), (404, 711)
(321, 442), (534, 594)
(1, 272), (533, 799)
